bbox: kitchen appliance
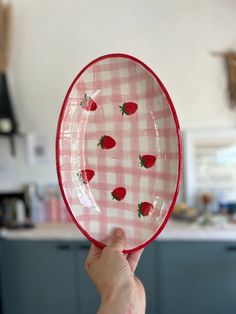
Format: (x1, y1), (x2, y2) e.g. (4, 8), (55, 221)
(0, 192), (32, 229)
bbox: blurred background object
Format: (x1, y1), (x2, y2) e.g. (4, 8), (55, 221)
(226, 51), (236, 108)
(0, 0), (18, 155)
(0, 0), (10, 72)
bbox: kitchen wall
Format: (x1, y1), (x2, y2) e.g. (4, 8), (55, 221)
(0, 0), (236, 191)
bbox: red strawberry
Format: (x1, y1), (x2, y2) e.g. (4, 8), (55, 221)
(119, 102), (138, 116)
(77, 169), (95, 184)
(137, 202), (153, 218)
(80, 94), (97, 111)
(139, 155), (156, 169)
(97, 135), (116, 149)
(111, 187), (126, 201)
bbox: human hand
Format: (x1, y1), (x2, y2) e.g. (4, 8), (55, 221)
(85, 228), (146, 314)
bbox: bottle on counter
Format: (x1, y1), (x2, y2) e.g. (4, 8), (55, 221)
(24, 183), (41, 223)
(50, 189), (59, 223)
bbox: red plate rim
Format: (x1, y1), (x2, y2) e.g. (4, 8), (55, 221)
(55, 53), (183, 253)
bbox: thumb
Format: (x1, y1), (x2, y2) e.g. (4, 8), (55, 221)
(108, 228), (125, 252)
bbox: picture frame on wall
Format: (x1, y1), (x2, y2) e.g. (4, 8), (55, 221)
(183, 129), (236, 208)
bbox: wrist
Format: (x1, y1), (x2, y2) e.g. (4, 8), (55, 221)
(98, 282), (145, 314)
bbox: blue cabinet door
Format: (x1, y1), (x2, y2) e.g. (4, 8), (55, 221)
(135, 242), (158, 314)
(0, 241), (3, 314)
(156, 241), (236, 314)
(75, 242), (100, 314)
(3, 238), (235, 314)
(0, 240), (77, 314)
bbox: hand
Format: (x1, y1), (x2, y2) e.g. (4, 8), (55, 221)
(85, 228), (146, 314)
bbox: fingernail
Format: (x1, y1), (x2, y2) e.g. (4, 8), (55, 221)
(113, 228), (123, 237)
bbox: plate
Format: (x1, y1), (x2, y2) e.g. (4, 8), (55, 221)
(56, 53), (182, 252)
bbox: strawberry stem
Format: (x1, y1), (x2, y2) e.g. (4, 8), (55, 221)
(119, 104), (125, 116)
(80, 94), (87, 107)
(97, 136), (105, 147)
(76, 172), (86, 184)
(139, 155), (144, 167)
(137, 203), (143, 218)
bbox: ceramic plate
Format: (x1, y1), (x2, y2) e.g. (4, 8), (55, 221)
(56, 53), (182, 252)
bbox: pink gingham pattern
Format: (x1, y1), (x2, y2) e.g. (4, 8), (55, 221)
(57, 54), (181, 252)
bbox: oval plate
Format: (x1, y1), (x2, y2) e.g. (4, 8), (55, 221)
(56, 53), (182, 253)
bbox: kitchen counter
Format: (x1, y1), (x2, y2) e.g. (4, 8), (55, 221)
(1, 219), (236, 241)
(1, 220), (236, 314)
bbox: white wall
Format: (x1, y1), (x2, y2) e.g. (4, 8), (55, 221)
(1, 0), (236, 191)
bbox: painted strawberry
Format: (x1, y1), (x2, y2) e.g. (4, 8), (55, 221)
(77, 169), (95, 184)
(137, 202), (153, 218)
(139, 155), (156, 169)
(80, 94), (97, 111)
(111, 187), (126, 201)
(97, 135), (116, 149)
(119, 102), (138, 116)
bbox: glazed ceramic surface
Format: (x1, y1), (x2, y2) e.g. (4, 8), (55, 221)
(56, 54), (182, 252)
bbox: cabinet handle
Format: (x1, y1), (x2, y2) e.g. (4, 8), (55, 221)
(78, 243), (90, 250)
(56, 244), (71, 250)
(225, 246), (236, 252)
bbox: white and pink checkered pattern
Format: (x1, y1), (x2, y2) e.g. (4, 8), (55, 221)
(56, 54), (182, 252)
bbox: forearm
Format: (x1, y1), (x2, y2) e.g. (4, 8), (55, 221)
(97, 284), (145, 314)
(98, 301), (137, 314)
(98, 303), (142, 314)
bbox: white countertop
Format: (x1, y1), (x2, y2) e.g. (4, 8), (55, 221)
(1, 219), (236, 242)
(159, 219), (236, 241)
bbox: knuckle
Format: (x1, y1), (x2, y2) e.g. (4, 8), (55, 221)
(111, 238), (124, 249)
(102, 246), (111, 254)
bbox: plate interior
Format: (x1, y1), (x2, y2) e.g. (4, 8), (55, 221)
(58, 56), (180, 251)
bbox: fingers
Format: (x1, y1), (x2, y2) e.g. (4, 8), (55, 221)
(88, 243), (102, 259)
(85, 243), (101, 272)
(127, 248), (144, 272)
(108, 228), (125, 252)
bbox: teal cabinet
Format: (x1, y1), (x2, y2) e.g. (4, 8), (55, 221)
(156, 241), (236, 314)
(1, 239), (236, 314)
(0, 239), (158, 314)
(0, 242), (3, 314)
(0, 240), (77, 314)
(75, 242), (100, 313)
(136, 242), (157, 314)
